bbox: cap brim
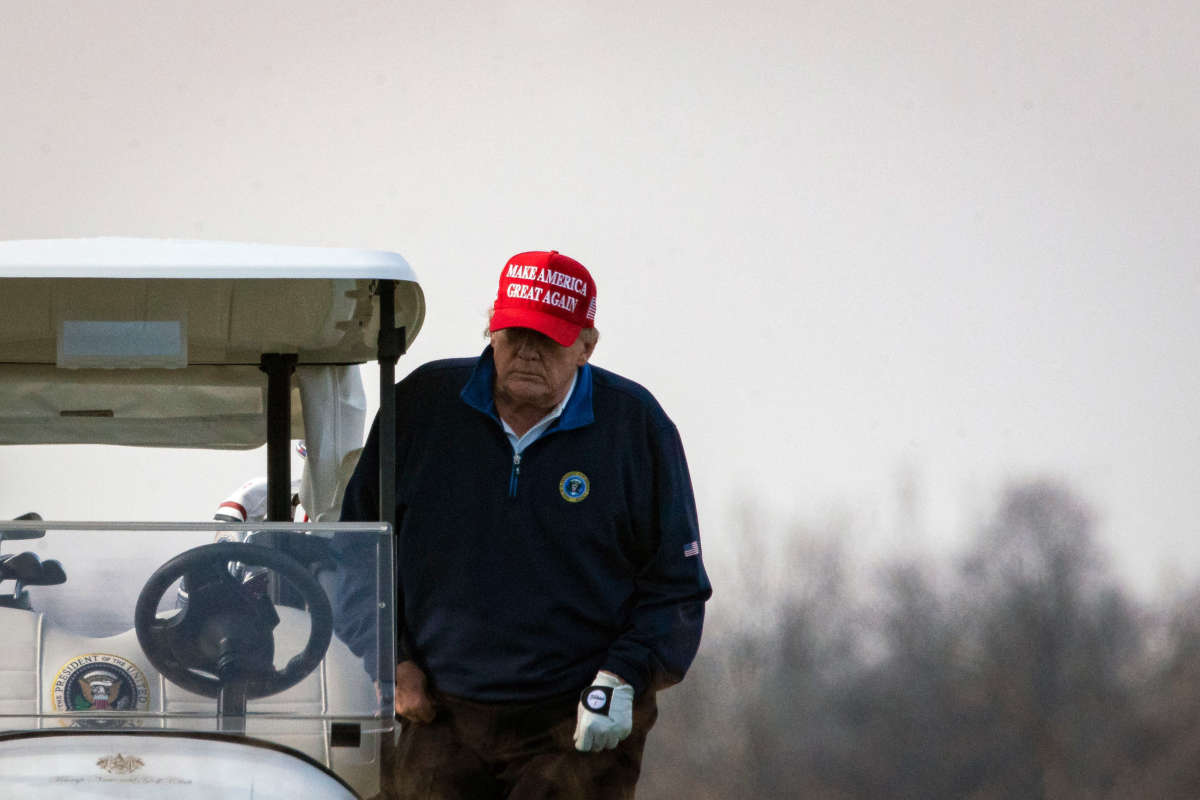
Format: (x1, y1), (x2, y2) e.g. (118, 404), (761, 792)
(490, 307), (582, 347)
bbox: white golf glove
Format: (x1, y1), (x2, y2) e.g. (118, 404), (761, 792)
(573, 670), (634, 752)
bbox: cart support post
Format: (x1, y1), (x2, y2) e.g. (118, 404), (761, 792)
(375, 280), (405, 702)
(376, 280), (405, 530)
(260, 353), (298, 522)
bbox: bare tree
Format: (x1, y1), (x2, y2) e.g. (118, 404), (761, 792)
(641, 479), (1158, 799)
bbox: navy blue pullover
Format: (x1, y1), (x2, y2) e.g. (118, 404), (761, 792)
(334, 348), (711, 701)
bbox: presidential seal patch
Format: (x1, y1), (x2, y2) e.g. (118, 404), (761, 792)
(52, 653), (150, 727)
(559, 471), (590, 503)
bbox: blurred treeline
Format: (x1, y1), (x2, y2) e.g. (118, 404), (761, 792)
(640, 479), (1200, 799)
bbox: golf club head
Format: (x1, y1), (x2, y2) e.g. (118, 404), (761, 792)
(0, 512), (46, 543)
(36, 559), (67, 586)
(0, 551), (42, 582)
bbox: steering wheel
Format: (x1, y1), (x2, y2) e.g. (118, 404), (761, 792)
(135, 542), (333, 699)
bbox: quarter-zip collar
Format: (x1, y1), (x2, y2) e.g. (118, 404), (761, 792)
(460, 346), (595, 435)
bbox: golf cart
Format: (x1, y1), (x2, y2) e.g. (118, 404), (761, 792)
(0, 238), (424, 798)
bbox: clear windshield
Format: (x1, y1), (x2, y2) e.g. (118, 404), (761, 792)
(0, 521), (394, 774)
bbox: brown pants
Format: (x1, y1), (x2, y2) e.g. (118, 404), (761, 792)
(389, 688), (658, 800)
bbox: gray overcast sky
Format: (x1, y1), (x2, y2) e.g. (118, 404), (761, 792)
(0, 1), (1197, 596)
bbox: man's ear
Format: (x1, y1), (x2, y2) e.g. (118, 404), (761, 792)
(577, 337), (596, 365)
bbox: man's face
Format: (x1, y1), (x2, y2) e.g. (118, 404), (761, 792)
(491, 327), (594, 410)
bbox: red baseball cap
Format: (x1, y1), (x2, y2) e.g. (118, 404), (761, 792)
(490, 250), (597, 346)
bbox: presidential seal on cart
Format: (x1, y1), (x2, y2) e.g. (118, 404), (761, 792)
(52, 653), (150, 725)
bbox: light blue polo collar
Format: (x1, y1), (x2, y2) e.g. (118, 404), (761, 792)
(460, 346), (595, 433)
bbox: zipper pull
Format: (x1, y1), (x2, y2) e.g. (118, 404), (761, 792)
(509, 453), (522, 497)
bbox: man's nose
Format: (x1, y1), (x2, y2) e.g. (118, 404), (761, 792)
(516, 337), (541, 357)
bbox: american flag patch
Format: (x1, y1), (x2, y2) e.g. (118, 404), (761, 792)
(586, 296), (597, 321)
(683, 540), (700, 558)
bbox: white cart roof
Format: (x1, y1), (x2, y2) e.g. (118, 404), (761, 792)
(0, 237), (425, 365)
(0, 236), (420, 280)
(0, 238), (423, 449)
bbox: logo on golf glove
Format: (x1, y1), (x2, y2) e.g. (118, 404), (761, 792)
(573, 671), (633, 752)
(582, 686), (612, 714)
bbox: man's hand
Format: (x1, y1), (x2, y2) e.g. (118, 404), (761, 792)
(394, 660), (436, 723)
(573, 670), (634, 752)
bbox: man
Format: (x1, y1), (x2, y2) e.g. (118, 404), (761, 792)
(336, 250), (711, 799)
(212, 474), (307, 525)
